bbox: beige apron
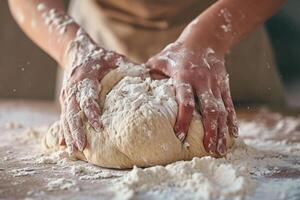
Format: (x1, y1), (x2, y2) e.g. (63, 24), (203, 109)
(67, 0), (284, 105)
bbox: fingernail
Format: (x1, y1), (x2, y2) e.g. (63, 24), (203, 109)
(93, 121), (102, 132)
(217, 142), (227, 156)
(232, 126), (239, 138)
(176, 132), (186, 142)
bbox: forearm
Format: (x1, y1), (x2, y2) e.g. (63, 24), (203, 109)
(178, 0), (287, 56)
(8, 0), (80, 66)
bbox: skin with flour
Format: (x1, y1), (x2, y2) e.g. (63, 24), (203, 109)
(8, 0), (286, 157)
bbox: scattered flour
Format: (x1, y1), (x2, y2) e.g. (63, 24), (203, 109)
(4, 122), (23, 129)
(219, 8), (232, 33)
(10, 167), (37, 177)
(109, 109), (300, 200)
(47, 178), (76, 191)
(2, 82), (299, 200)
(35, 150), (69, 165)
(16, 126), (48, 144)
(78, 172), (114, 181)
(40, 8), (74, 34)
(37, 3), (46, 12)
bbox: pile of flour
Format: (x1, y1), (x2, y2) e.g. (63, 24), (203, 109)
(110, 109), (300, 200)
(114, 140), (255, 200)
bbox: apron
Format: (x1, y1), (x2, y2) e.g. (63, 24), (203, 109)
(66, 0), (284, 105)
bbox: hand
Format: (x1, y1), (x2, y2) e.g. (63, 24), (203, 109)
(60, 43), (143, 154)
(146, 41), (238, 156)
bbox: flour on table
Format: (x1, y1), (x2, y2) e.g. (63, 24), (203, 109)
(35, 150), (69, 166)
(111, 110), (300, 200)
(47, 178), (76, 191)
(114, 139), (300, 200)
(4, 122), (23, 129)
(2, 104), (300, 199)
(70, 164), (121, 180)
(10, 167), (37, 177)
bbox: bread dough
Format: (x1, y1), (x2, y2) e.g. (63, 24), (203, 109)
(44, 69), (234, 169)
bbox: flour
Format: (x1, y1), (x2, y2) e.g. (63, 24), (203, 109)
(35, 150), (69, 166)
(76, 78), (101, 118)
(63, 28), (98, 82)
(40, 8), (74, 34)
(47, 178), (76, 191)
(219, 8), (232, 33)
(37, 3), (46, 12)
(69, 164), (113, 179)
(10, 167), (37, 177)
(3, 109), (300, 199)
(239, 109), (300, 155)
(202, 47), (225, 71)
(16, 126), (48, 145)
(114, 139), (299, 200)
(111, 109), (300, 200)
(116, 58), (148, 78)
(157, 43), (193, 69)
(5, 122), (23, 129)
(115, 141), (252, 200)
(78, 173), (114, 180)
(202, 48), (216, 69)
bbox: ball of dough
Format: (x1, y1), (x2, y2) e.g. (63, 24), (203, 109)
(44, 69), (234, 169)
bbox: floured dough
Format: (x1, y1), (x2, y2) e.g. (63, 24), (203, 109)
(44, 69), (234, 169)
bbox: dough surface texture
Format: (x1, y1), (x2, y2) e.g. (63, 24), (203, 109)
(44, 68), (234, 169)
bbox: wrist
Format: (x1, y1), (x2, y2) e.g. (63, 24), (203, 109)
(177, 19), (229, 58)
(62, 26), (98, 69)
(59, 22), (80, 66)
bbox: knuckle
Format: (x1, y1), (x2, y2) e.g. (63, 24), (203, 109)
(226, 107), (236, 116)
(147, 57), (156, 65)
(176, 82), (193, 95)
(196, 72), (209, 83)
(219, 110), (227, 118)
(203, 105), (219, 116)
(182, 100), (195, 110)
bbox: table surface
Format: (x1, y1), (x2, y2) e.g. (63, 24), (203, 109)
(0, 100), (299, 200)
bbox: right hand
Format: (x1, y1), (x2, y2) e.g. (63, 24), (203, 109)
(59, 45), (141, 154)
(146, 41), (238, 156)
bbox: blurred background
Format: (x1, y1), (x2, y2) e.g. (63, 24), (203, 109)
(0, 0), (299, 107)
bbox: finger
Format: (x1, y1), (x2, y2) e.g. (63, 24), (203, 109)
(149, 71), (168, 80)
(59, 91), (67, 146)
(211, 83), (229, 156)
(58, 120), (66, 146)
(197, 90), (219, 155)
(66, 94), (86, 151)
(146, 57), (171, 77)
(83, 98), (102, 132)
(174, 82), (195, 142)
(77, 79), (102, 132)
(62, 114), (76, 154)
(221, 76), (238, 138)
(216, 98), (228, 156)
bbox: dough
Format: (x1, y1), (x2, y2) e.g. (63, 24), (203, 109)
(44, 69), (234, 169)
